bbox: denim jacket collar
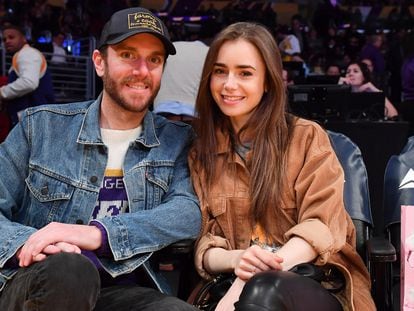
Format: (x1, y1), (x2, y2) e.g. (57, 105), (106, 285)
(77, 93), (160, 148)
(137, 111), (161, 148)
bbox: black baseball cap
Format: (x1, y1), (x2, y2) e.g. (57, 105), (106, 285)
(98, 7), (176, 56)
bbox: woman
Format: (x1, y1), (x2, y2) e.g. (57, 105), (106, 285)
(339, 61), (398, 119)
(189, 22), (375, 310)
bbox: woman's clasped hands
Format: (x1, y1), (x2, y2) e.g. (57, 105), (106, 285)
(233, 245), (283, 281)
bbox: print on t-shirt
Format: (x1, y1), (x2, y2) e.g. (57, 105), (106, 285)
(92, 168), (129, 219)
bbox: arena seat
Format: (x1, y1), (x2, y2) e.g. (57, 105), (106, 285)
(328, 130), (396, 311)
(383, 136), (414, 310)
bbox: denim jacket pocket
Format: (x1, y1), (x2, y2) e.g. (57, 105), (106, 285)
(25, 169), (75, 227)
(144, 163), (173, 209)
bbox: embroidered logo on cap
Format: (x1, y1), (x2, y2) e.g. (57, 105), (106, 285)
(128, 12), (163, 35)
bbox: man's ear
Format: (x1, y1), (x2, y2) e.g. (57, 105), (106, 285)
(92, 50), (105, 77)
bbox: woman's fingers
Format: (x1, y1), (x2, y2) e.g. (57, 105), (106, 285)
(235, 245), (284, 280)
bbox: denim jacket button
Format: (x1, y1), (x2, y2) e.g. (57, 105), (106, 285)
(90, 176), (98, 183)
(40, 186), (48, 195)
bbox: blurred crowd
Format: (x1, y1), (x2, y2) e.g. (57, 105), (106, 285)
(0, 0), (412, 103)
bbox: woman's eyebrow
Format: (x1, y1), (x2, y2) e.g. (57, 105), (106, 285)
(213, 62), (256, 70)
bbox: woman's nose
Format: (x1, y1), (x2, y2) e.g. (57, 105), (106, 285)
(224, 74), (237, 90)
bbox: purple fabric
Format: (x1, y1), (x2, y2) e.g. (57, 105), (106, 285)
(87, 221), (138, 287)
(89, 221), (111, 257)
(81, 250), (139, 287)
(92, 175), (129, 220)
(360, 43), (385, 74)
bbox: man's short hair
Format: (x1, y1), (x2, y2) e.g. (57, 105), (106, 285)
(2, 23), (25, 36)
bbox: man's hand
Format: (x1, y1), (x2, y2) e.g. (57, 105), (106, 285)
(18, 222), (102, 267)
(24, 242), (82, 263)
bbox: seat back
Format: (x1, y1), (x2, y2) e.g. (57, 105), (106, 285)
(383, 136), (414, 299)
(384, 136), (414, 254)
(327, 130), (373, 261)
(384, 136), (414, 230)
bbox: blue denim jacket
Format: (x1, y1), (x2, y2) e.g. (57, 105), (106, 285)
(0, 96), (201, 293)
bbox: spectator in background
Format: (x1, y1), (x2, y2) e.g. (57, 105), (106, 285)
(361, 57), (374, 73)
(0, 24), (55, 126)
(282, 69), (294, 88)
(50, 30), (67, 65)
(153, 40), (209, 123)
(49, 30), (68, 98)
(361, 56), (390, 96)
(305, 27), (324, 63)
(290, 14), (308, 56)
(344, 33), (362, 63)
(359, 32), (386, 74)
(326, 63), (341, 76)
(276, 25), (301, 62)
(324, 25), (342, 66)
(398, 4), (414, 30)
(339, 61), (398, 119)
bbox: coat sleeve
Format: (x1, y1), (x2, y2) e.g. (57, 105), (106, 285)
(284, 124), (349, 265)
(188, 152), (232, 280)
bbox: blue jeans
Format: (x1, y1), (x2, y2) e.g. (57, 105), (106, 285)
(0, 253), (198, 311)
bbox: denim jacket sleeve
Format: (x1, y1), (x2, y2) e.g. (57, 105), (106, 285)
(0, 120), (37, 268)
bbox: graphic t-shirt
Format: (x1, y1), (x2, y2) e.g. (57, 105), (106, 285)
(251, 225), (281, 253)
(91, 126), (142, 221)
(88, 126), (142, 286)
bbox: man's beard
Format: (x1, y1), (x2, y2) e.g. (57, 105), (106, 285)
(102, 66), (159, 113)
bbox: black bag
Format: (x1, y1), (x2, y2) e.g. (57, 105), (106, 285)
(192, 263), (345, 310)
(289, 263), (345, 293)
(192, 273), (236, 311)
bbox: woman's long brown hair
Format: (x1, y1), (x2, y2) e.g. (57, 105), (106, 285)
(192, 22), (294, 234)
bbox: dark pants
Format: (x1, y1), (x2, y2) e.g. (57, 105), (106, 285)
(0, 253), (198, 311)
(234, 270), (343, 311)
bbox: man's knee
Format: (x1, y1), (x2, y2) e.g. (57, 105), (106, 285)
(41, 252), (100, 288)
(1, 253), (100, 310)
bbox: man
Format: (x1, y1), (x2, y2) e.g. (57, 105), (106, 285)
(0, 7), (200, 311)
(325, 63), (341, 76)
(359, 32), (386, 74)
(0, 24), (55, 126)
(276, 25), (301, 62)
(50, 31), (67, 65)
